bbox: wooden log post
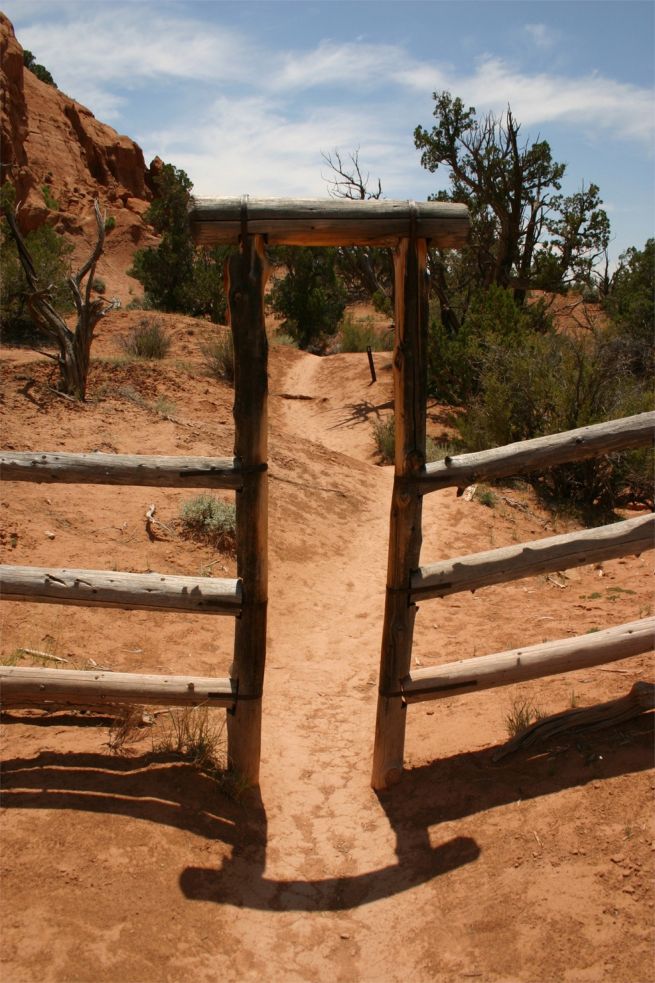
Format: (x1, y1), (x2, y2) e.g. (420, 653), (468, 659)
(226, 230), (269, 786)
(371, 221), (429, 790)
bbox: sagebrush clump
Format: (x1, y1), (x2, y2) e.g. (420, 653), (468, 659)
(120, 317), (171, 359)
(179, 495), (237, 551)
(201, 331), (234, 383)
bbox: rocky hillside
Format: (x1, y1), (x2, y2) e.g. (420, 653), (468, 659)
(0, 12), (158, 301)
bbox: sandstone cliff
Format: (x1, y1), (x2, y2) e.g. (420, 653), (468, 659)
(0, 12), (159, 300)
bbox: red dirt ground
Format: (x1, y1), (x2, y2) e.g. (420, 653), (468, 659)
(1, 311), (653, 983)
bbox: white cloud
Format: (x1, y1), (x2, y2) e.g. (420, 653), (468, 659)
(13, 2), (654, 150)
(15, 7), (256, 86)
(461, 57), (654, 145)
(524, 23), (558, 50)
(142, 94), (415, 199)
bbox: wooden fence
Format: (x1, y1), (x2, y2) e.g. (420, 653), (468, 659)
(372, 386), (655, 787)
(6, 197), (648, 790)
(0, 197), (469, 786)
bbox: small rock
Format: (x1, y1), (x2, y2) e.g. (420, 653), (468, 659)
(45, 531), (56, 539)
(340, 933), (350, 940)
(611, 855), (624, 864)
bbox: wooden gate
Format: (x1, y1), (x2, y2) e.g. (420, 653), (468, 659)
(0, 196), (469, 787)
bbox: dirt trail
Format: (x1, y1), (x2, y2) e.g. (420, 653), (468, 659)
(1, 330), (653, 983)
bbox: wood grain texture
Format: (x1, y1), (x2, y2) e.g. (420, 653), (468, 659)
(401, 617), (655, 703)
(190, 197), (469, 248)
(419, 412), (655, 493)
(0, 565), (242, 614)
(412, 513), (654, 599)
(0, 451), (242, 488)
(226, 234), (269, 786)
(371, 230), (430, 790)
(0, 665), (236, 709)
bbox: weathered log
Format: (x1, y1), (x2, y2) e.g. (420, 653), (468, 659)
(0, 565), (242, 615)
(401, 617), (655, 703)
(412, 513), (654, 600)
(493, 680), (655, 760)
(371, 226), (430, 791)
(0, 665), (236, 709)
(226, 233), (269, 786)
(0, 451), (242, 489)
(190, 197), (469, 248)
(419, 412), (655, 493)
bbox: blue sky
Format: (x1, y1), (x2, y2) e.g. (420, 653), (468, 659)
(6, 1), (654, 264)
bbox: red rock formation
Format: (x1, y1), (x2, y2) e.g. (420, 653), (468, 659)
(0, 13), (159, 299)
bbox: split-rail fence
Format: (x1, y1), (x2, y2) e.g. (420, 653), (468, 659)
(2, 197), (652, 787)
(0, 197), (469, 786)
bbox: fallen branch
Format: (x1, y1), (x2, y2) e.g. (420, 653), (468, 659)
(16, 647), (68, 664)
(493, 680), (654, 761)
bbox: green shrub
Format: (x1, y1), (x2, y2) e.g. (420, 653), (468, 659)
(202, 331), (234, 383)
(120, 317), (171, 359)
(372, 416), (396, 463)
(339, 315), (392, 352)
(104, 216), (116, 232)
(269, 246), (347, 350)
(270, 330), (297, 347)
(428, 285), (553, 404)
(457, 329), (654, 516)
(372, 289), (393, 317)
(0, 196), (74, 343)
(179, 495), (237, 551)
(91, 277), (106, 294)
(41, 185), (59, 210)
(23, 49), (56, 86)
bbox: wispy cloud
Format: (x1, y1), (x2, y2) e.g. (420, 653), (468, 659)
(524, 23), (559, 50)
(15, 2), (653, 149)
(463, 57), (654, 145)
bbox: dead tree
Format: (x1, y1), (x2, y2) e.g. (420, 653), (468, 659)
(4, 200), (116, 400)
(321, 148), (392, 305)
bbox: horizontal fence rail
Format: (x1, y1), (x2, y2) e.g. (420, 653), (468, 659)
(418, 412), (655, 494)
(0, 451), (243, 489)
(412, 513), (655, 600)
(0, 666), (237, 709)
(190, 198), (470, 248)
(400, 617), (655, 703)
(0, 566), (242, 615)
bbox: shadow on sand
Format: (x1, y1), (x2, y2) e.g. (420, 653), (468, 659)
(2, 714), (651, 911)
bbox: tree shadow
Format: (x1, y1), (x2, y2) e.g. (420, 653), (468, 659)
(327, 397), (394, 434)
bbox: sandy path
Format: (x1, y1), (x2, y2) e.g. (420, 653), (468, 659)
(1, 336), (653, 983)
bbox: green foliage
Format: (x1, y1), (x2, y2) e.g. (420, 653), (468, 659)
(179, 495), (237, 551)
(372, 416), (395, 463)
(269, 247), (347, 350)
(154, 707), (225, 774)
(120, 317), (171, 359)
(339, 315), (392, 352)
(23, 49), (56, 86)
(475, 488), (497, 508)
(533, 184), (610, 292)
(128, 163), (229, 321)
(41, 185), (59, 210)
(372, 289), (393, 316)
(0, 204), (74, 343)
(457, 328), (654, 516)
(201, 330), (234, 383)
(415, 92), (609, 321)
(427, 285), (553, 403)
(104, 215), (116, 232)
(91, 277), (106, 294)
(605, 239), (654, 378)
(505, 698), (545, 738)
